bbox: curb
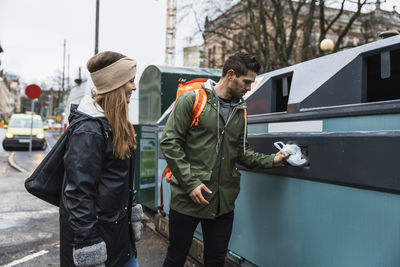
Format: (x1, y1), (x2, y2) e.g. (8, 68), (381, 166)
(8, 152), (27, 173)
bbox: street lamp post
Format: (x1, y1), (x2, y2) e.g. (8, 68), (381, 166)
(59, 40), (66, 134)
(95, 0), (100, 55)
(320, 38), (334, 53)
(29, 99), (35, 152)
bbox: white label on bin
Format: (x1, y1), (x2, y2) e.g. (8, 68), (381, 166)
(268, 120), (323, 133)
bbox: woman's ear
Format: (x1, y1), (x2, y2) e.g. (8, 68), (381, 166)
(91, 89), (97, 98)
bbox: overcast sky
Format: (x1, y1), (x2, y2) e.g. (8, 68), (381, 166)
(0, 0), (173, 85)
(0, 0), (399, 86)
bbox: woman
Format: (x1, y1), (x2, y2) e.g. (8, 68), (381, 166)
(59, 51), (142, 267)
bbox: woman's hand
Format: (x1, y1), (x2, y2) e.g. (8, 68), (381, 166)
(131, 204), (145, 241)
(73, 240), (107, 267)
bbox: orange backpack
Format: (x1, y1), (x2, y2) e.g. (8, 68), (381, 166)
(158, 78), (208, 217)
(175, 78), (208, 127)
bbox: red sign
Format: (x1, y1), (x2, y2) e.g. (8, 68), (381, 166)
(25, 84), (42, 99)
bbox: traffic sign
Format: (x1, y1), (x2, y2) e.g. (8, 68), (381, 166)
(25, 84), (42, 99)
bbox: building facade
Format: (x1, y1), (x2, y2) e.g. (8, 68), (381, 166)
(0, 73), (21, 120)
(202, 2), (400, 70)
(183, 45), (205, 68)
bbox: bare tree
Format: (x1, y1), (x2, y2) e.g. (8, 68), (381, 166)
(180, 0), (383, 72)
(318, 0), (378, 54)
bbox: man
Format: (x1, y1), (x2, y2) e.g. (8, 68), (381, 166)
(161, 51), (287, 266)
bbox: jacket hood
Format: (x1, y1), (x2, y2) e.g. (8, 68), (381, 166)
(68, 96), (109, 130)
(203, 79), (246, 108)
(202, 79), (216, 93)
(77, 95), (105, 117)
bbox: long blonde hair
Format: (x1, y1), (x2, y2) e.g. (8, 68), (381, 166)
(94, 87), (136, 159)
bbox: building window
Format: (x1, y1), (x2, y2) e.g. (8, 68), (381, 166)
(238, 32), (243, 48)
(212, 46), (216, 68)
(221, 41), (226, 63)
(208, 48), (212, 68)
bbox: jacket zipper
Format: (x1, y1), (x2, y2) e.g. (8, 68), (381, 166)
(225, 101), (246, 128)
(216, 102), (246, 153)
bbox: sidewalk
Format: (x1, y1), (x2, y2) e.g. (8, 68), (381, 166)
(11, 150), (46, 173)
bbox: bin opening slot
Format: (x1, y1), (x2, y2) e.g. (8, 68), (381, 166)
(298, 145), (309, 167)
(283, 142), (310, 167)
(366, 49), (400, 103)
(380, 51), (391, 79)
(273, 74), (292, 112)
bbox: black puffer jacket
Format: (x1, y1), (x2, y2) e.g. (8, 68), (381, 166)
(59, 98), (136, 267)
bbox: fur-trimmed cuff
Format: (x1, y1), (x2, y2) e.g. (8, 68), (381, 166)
(132, 221), (144, 241)
(131, 204), (144, 222)
(73, 241), (107, 266)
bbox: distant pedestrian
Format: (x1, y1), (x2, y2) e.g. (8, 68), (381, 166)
(59, 51), (143, 267)
(160, 51), (288, 267)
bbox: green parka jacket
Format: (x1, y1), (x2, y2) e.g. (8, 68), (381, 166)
(160, 79), (275, 219)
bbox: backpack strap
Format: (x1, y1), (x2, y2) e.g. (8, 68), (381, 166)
(158, 165), (172, 217)
(190, 89), (207, 127)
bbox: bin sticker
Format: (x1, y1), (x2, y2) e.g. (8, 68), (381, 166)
(139, 139), (156, 189)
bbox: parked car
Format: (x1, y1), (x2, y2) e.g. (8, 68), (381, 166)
(46, 119), (62, 130)
(2, 113), (47, 150)
(52, 123), (63, 130)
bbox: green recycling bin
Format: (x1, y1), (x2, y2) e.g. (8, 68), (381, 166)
(136, 65), (221, 211)
(139, 65), (221, 124)
(133, 124), (157, 210)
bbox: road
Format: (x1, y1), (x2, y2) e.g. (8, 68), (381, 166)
(0, 128), (200, 267)
(0, 128), (60, 266)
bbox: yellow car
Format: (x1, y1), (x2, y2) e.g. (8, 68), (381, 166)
(2, 113), (47, 151)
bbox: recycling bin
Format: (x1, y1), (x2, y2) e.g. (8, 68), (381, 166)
(139, 65), (221, 124)
(155, 36), (400, 266)
(136, 66), (221, 211)
(133, 124), (157, 210)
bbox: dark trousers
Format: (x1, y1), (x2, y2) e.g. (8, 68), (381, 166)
(163, 209), (234, 267)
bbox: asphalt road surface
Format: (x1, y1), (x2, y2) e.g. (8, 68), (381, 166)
(0, 128), (59, 266)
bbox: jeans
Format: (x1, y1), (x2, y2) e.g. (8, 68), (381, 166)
(123, 245), (139, 267)
(163, 209), (234, 267)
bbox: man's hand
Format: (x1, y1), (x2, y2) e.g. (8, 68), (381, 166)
(189, 184), (212, 205)
(273, 151), (289, 167)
